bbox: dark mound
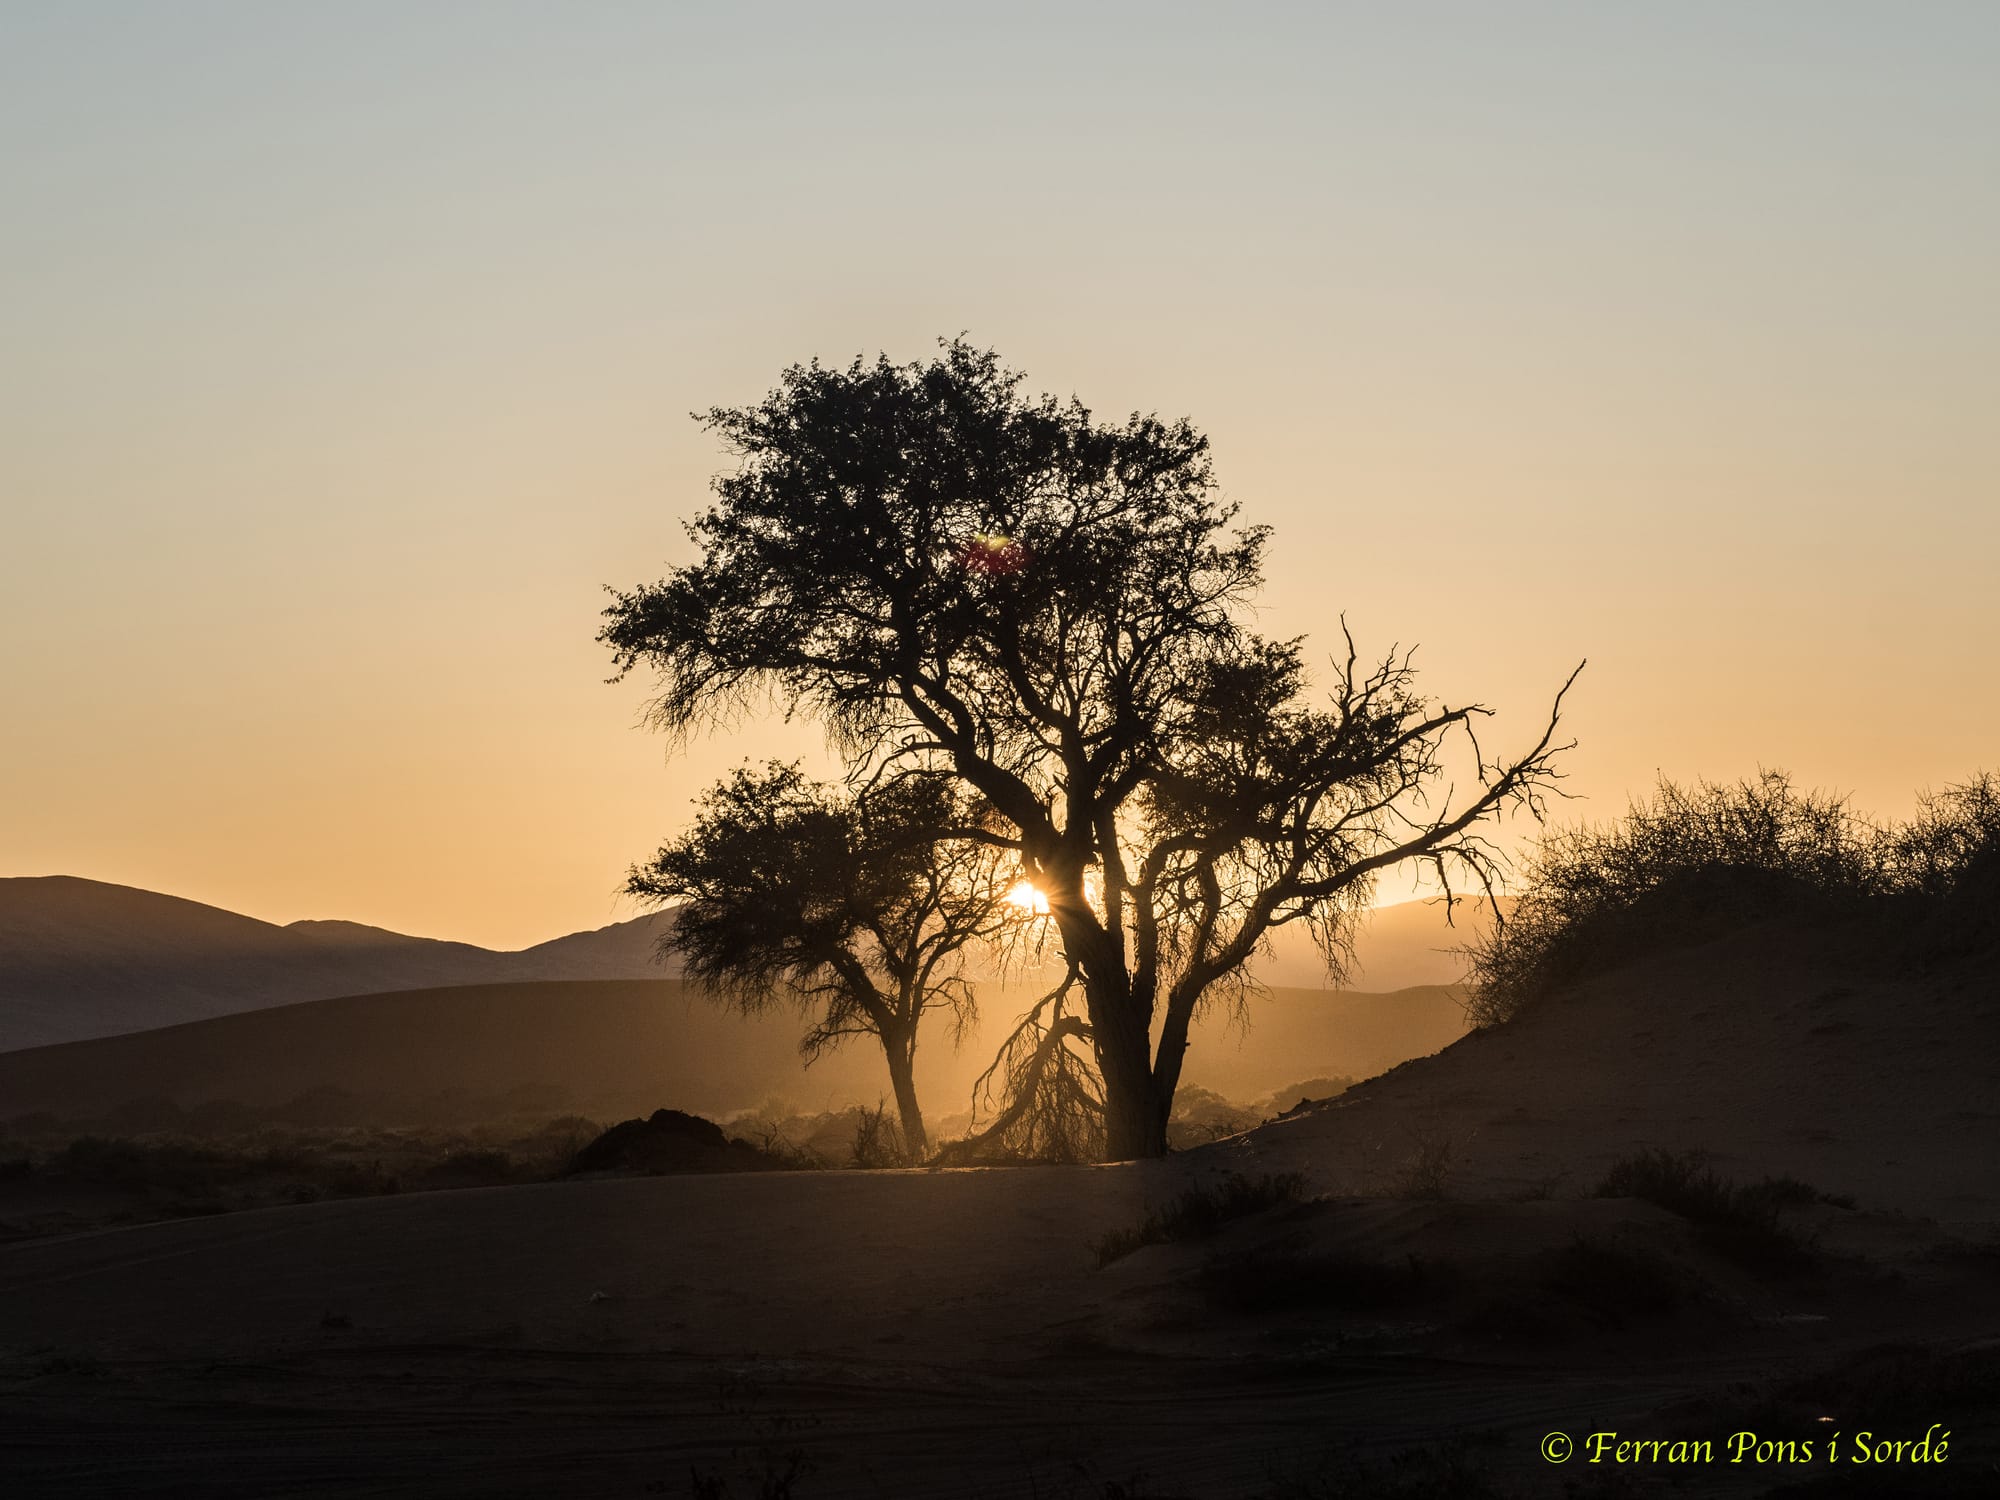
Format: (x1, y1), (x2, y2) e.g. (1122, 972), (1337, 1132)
(565, 1108), (787, 1176)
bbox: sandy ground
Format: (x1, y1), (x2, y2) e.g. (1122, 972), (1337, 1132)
(1218, 921), (2000, 1228)
(0, 977), (1468, 1130)
(6, 1165), (1999, 1497)
(4, 919), (1999, 1497)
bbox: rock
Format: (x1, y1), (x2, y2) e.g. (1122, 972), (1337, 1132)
(564, 1108), (784, 1176)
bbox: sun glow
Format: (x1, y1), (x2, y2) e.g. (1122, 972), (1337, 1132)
(1005, 880), (1051, 914)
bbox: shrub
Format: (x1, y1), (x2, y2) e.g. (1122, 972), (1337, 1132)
(1091, 1172), (1307, 1267)
(733, 1120), (829, 1171)
(1886, 773), (2000, 952)
(1594, 1149), (1823, 1277)
(1394, 1124), (1461, 1200)
(846, 1102), (913, 1168)
(1467, 770), (2000, 1025)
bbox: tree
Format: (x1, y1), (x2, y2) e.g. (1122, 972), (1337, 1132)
(603, 340), (1580, 1159)
(627, 761), (1016, 1157)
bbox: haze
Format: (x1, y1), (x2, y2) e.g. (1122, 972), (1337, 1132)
(4, 2), (1995, 949)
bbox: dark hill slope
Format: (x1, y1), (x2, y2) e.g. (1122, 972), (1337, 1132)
(0, 976), (1469, 1127)
(0, 877), (675, 1051)
(1213, 919), (2000, 1225)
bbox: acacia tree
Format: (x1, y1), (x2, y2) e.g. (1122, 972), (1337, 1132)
(603, 341), (1580, 1159)
(627, 762), (1017, 1157)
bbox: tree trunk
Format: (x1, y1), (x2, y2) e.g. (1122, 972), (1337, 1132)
(1088, 975), (1170, 1160)
(1100, 1067), (1170, 1159)
(1151, 984), (1198, 1124)
(885, 1044), (929, 1159)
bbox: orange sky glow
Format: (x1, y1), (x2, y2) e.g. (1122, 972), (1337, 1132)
(4, 6), (1995, 948)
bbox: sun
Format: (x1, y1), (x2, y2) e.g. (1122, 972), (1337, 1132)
(1005, 880), (1051, 914)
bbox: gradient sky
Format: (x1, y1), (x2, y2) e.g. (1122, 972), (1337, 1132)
(5, 3), (1996, 949)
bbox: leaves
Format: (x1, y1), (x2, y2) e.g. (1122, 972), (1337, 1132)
(605, 339), (1578, 1154)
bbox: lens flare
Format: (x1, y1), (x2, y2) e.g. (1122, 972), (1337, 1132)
(1005, 880), (1051, 914)
(959, 533), (1029, 575)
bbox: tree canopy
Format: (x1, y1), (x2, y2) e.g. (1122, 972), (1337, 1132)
(627, 762), (1018, 1156)
(605, 340), (1580, 1158)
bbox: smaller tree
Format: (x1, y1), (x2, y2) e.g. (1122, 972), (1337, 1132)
(627, 762), (1018, 1158)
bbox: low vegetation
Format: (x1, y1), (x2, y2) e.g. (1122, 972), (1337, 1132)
(0, 1074), (1344, 1243)
(845, 1101), (913, 1168)
(0, 1118), (602, 1241)
(716, 1079), (1347, 1170)
(1392, 1122), (1462, 1200)
(1091, 1172), (1307, 1267)
(1594, 1148), (1842, 1276)
(1468, 770), (2000, 1025)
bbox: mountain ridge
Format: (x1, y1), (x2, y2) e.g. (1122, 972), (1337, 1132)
(0, 876), (678, 1052)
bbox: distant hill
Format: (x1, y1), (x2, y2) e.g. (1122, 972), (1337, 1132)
(0, 877), (676, 1052)
(0, 976), (1470, 1129)
(0, 875), (1497, 1055)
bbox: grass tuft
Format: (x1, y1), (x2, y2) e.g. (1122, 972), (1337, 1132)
(1091, 1172), (1307, 1268)
(1594, 1149), (1828, 1277)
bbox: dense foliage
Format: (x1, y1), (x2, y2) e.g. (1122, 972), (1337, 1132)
(604, 341), (1577, 1158)
(1467, 771), (2000, 1025)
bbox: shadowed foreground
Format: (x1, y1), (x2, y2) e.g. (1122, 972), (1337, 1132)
(7, 918), (2000, 1495)
(6, 1159), (2000, 1498)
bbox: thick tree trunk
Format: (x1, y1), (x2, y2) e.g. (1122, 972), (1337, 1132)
(1101, 1076), (1170, 1160)
(885, 1045), (929, 1159)
(1088, 975), (1171, 1160)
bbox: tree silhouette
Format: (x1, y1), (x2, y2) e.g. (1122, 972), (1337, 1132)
(603, 340), (1579, 1159)
(627, 762), (1016, 1157)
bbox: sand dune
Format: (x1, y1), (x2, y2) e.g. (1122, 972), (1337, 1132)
(1215, 916), (2000, 1226)
(4, 917), (2000, 1494)
(0, 976), (1470, 1128)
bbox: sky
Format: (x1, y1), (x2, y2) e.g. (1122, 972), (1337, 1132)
(4, 3), (1996, 949)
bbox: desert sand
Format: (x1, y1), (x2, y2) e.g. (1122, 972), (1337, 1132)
(4, 915), (1997, 1496)
(0, 977), (1470, 1131)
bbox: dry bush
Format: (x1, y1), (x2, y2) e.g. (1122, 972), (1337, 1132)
(848, 1102), (913, 1169)
(737, 1120), (830, 1171)
(940, 975), (1107, 1165)
(1394, 1124), (1461, 1201)
(1467, 770), (2000, 1026)
(1594, 1148), (1829, 1278)
(1091, 1172), (1307, 1267)
(1887, 773), (2000, 952)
